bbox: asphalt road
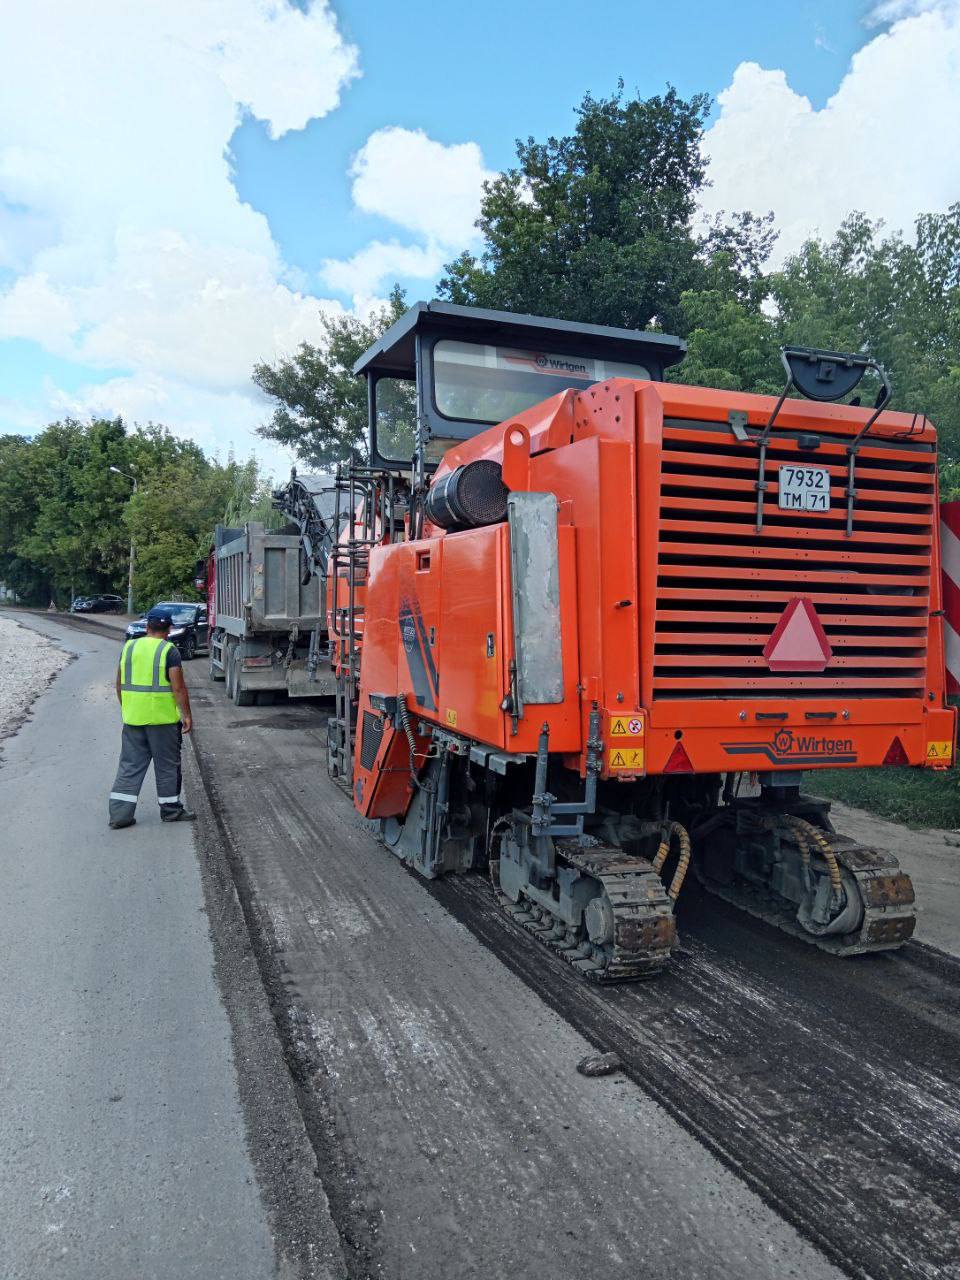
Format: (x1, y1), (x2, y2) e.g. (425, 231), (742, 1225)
(9, 609), (959, 1279)
(185, 673), (856, 1280)
(0, 614), (294, 1279)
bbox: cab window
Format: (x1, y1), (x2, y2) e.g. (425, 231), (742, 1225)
(375, 376), (417, 462)
(433, 339), (651, 425)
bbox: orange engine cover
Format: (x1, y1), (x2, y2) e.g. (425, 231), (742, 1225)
(353, 376), (956, 811)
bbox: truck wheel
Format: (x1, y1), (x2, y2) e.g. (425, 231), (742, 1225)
(232, 649), (256, 707)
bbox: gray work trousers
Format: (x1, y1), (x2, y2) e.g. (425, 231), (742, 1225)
(109, 722), (184, 825)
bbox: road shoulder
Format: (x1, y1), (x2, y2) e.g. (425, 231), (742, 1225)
(182, 733), (348, 1279)
(825, 797), (960, 957)
(0, 611), (339, 1279)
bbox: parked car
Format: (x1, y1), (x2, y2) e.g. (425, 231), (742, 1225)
(73, 593), (124, 613)
(124, 602), (208, 659)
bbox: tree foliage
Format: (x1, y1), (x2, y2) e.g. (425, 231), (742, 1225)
(0, 419), (268, 609)
(670, 285), (782, 394)
(670, 208), (960, 476)
(253, 286), (407, 469)
(437, 84), (775, 335)
(241, 83), (960, 499)
(770, 208), (960, 463)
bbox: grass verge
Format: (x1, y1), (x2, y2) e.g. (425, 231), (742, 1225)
(811, 766), (960, 829)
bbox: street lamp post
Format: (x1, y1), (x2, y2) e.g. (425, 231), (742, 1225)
(109, 466), (137, 615)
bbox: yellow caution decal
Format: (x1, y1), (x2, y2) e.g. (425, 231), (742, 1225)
(926, 740), (952, 763)
(608, 747), (644, 771)
(446, 708), (458, 727)
(608, 712), (644, 739)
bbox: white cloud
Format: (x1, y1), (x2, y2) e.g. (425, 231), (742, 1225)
(866, 0), (946, 23)
(350, 127), (494, 245)
(0, 274), (77, 351)
(0, 0), (359, 463)
(701, 2), (960, 263)
(321, 239), (447, 303)
(209, 0), (359, 137)
(49, 374), (298, 483)
(321, 126), (495, 301)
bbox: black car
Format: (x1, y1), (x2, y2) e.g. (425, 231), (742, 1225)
(73, 593), (124, 613)
(124, 602), (209, 659)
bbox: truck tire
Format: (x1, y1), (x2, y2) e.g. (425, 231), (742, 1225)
(232, 648), (256, 707)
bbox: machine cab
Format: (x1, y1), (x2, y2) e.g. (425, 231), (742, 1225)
(353, 301), (687, 470)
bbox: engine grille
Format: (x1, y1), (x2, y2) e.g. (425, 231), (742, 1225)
(359, 710), (385, 770)
(653, 418), (936, 699)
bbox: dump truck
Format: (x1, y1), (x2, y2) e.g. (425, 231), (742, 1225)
(200, 499), (335, 705)
(325, 301), (955, 980)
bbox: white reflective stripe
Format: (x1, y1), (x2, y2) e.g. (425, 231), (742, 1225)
(110, 792), (139, 803)
(121, 637), (174, 692)
(942, 521), (960, 590)
(157, 794), (182, 804)
(946, 620), (960, 686)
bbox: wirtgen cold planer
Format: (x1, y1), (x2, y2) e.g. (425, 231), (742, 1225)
(325, 302), (954, 979)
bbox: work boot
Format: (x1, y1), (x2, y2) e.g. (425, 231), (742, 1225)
(109, 818), (137, 829)
(161, 807), (197, 822)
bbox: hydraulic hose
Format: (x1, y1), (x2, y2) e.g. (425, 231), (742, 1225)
(781, 814), (843, 898)
(396, 696), (422, 790)
(652, 820), (692, 902)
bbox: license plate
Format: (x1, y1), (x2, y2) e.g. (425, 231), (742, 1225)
(778, 464), (830, 512)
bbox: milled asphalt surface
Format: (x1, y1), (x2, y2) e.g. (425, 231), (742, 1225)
(8, 606), (960, 1280)
(0, 613), (283, 1279)
(185, 674), (849, 1280)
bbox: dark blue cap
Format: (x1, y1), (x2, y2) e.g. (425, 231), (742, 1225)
(145, 607), (173, 627)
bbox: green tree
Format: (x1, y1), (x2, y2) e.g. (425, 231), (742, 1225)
(123, 445), (264, 608)
(0, 416), (271, 609)
(254, 286), (407, 468)
(221, 457), (282, 530)
(14, 418), (132, 604)
(670, 282), (782, 394)
(0, 434), (46, 601)
(771, 206), (960, 462)
(438, 84), (774, 336)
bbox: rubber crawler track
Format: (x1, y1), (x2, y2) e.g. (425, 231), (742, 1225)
(696, 826), (917, 956)
(491, 842), (677, 981)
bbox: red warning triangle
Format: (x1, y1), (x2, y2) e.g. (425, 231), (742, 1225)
(663, 740), (694, 773)
(883, 736), (909, 766)
(763, 598), (832, 672)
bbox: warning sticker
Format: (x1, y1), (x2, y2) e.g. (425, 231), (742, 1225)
(610, 714), (644, 738)
(445, 708), (458, 727)
(926, 740), (952, 762)
(608, 747), (644, 771)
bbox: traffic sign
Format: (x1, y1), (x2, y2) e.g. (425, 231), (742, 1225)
(763, 598), (833, 673)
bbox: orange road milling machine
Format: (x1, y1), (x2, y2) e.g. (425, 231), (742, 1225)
(325, 302), (955, 979)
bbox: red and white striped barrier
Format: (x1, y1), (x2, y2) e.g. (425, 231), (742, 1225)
(941, 501), (960, 695)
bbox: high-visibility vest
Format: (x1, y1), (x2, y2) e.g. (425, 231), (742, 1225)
(119, 636), (180, 726)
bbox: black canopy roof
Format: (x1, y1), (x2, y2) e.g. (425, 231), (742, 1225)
(353, 301), (686, 378)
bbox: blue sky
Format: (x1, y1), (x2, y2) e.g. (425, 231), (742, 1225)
(1, 0), (956, 477)
(231, 0), (866, 280)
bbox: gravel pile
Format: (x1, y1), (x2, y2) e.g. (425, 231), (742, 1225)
(0, 616), (71, 747)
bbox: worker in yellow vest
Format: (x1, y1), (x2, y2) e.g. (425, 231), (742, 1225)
(108, 607), (195, 828)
